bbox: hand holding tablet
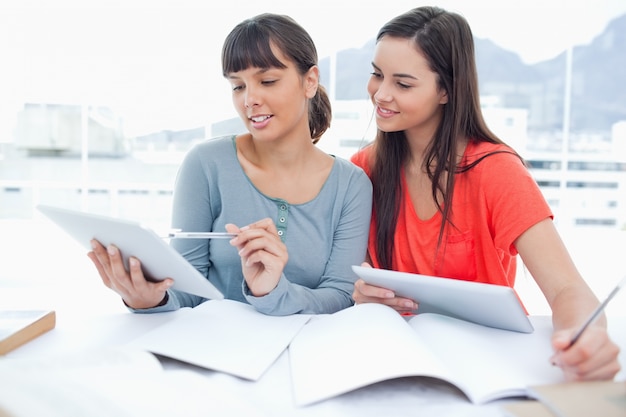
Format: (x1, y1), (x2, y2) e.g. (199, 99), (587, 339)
(37, 205), (224, 301)
(352, 265), (534, 333)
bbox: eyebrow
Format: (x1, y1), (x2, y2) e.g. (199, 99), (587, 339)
(371, 62), (418, 81)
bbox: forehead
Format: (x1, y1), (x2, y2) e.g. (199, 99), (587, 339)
(372, 37), (432, 74)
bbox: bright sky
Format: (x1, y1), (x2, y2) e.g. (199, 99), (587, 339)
(1, 0), (625, 137)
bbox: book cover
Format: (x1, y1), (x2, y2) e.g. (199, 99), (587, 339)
(528, 381), (626, 417)
(0, 310), (56, 355)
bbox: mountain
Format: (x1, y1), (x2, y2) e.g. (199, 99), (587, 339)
(319, 13), (626, 135)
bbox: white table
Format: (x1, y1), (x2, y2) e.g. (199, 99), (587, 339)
(1, 219), (625, 417)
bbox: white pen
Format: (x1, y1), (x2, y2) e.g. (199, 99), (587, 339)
(567, 275), (626, 349)
(167, 232), (237, 239)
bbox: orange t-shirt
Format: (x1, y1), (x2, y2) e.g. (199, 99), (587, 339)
(351, 140), (553, 289)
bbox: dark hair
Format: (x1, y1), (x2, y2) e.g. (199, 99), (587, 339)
(370, 6), (518, 269)
(221, 13), (332, 143)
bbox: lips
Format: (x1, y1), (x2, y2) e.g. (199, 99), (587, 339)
(375, 105), (398, 119)
(250, 115), (272, 123)
(248, 114), (273, 129)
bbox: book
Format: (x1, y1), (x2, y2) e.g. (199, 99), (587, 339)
(0, 347), (263, 417)
(502, 400), (558, 417)
(527, 381), (626, 417)
(128, 298), (312, 380)
(502, 381), (626, 417)
(288, 303), (565, 406)
(0, 310), (56, 355)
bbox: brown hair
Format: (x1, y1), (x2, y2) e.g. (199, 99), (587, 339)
(370, 6), (519, 268)
(221, 13), (332, 143)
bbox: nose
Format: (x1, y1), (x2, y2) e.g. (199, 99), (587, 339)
(373, 82), (393, 103)
(244, 87), (260, 108)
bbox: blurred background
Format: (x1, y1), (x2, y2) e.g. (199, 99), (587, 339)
(1, 0), (625, 315)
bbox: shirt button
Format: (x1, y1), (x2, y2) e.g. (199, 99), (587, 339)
(280, 204), (287, 210)
(279, 217), (285, 223)
(277, 230), (284, 236)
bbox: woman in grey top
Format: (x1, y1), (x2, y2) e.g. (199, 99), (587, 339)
(87, 13), (372, 315)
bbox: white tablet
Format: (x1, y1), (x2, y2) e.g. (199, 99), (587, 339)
(352, 265), (533, 333)
(37, 204), (224, 301)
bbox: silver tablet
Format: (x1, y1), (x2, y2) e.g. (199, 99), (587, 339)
(38, 204), (224, 301)
(352, 265), (533, 333)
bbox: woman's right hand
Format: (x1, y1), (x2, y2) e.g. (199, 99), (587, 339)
(87, 239), (173, 309)
(352, 262), (418, 313)
(226, 218), (288, 297)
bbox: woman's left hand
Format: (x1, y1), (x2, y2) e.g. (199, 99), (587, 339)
(550, 325), (621, 381)
(226, 218), (288, 297)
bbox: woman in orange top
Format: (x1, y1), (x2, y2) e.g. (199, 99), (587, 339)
(351, 6), (620, 381)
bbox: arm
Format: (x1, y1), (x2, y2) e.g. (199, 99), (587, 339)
(119, 141), (222, 313)
(515, 218), (621, 381)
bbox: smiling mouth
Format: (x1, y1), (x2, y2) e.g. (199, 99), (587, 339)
(250, 115), (272, 123)
(375, 106), (398, 119)
(377, 106), (395, 115)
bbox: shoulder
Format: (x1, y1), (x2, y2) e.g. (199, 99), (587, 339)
(463, 140), (527, 173)
(332, 155), (371, 188)
(188, 135), (236, 154)
(349, 143), (374, 176)
(323, 155), (372, 203)
(181, 135), (236, 165)
(460, 140), (537, 198)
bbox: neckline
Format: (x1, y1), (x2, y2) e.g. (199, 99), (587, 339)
(229, 135), (337, 206)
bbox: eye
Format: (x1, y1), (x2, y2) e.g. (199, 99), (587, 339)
(261, 79), (277, 86)
(397, 82), (411, 90)
(369, 71), (382, 79)
(231, 84), (244, 92)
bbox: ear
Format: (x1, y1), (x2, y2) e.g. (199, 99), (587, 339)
(439, 88), (449, 105)
(304, 65), (319, 99)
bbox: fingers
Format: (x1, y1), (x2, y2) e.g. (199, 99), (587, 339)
(227, 219), (287, 296)
(87, 239), (171, 309)
(245, 218), (279, 235)
(87, 250), (110, 287)
(107, 245), (133, 293)
(551, 327), (622, 381)
(127, 256), (174, 306)
(353, 279), (418, 313)
(224, 223), (241, 234)
(88, 239), (114, 286)
(228, 218), (280, 248)
(228, 218), (286, 260)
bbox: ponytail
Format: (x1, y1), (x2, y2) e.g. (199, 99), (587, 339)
(309, 83), (332, 143)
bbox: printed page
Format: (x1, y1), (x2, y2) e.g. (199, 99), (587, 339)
(406, 314), (564, 403)
(289, 303), (453, 406)
(128, 298), (311, 381)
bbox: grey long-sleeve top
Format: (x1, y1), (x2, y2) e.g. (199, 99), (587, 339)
(141, 135), (372, 315)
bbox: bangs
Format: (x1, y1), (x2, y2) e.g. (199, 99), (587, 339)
(222, 23), (287, 75)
